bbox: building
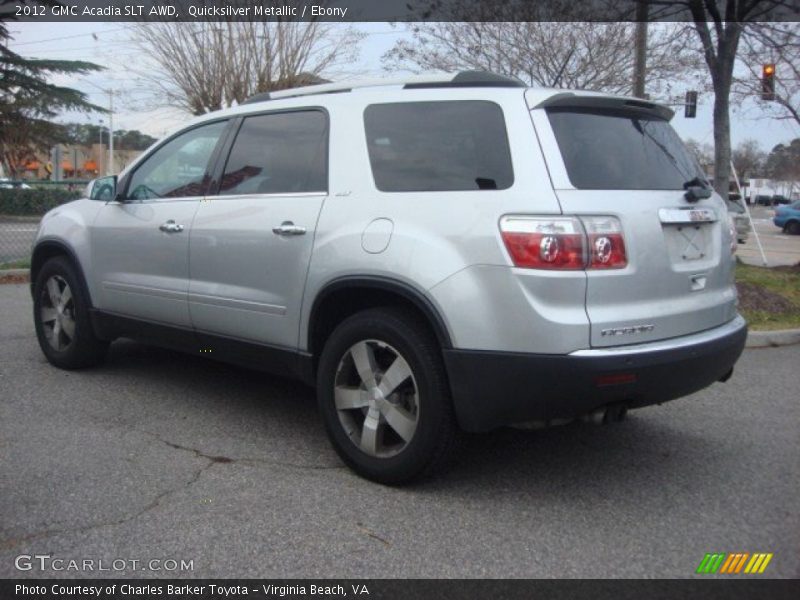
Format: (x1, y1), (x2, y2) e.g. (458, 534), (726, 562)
(21, 144), (143, 180)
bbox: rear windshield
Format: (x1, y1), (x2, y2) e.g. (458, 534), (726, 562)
(547, 109), (704, 190)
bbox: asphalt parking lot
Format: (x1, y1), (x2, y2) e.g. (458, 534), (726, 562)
(0, 283), (798, 579)
(736, 204), (800, 267)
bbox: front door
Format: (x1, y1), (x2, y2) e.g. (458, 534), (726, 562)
(90, 120), (229, 327)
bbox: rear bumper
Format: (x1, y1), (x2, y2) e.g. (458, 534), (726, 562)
(444, 315), (747, 432)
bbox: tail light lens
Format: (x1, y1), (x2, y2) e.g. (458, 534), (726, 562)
(581, 216), (627, 269)
(500, 215), (627, 270)
(499, 217), (585, 270)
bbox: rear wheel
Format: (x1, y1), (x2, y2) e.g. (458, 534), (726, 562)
(786, 221), (800, 235)
(33, 256), (108, 369)
(317, 307), (460, 484)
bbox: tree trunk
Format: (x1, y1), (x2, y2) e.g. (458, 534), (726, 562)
(712, 78), (731, 199)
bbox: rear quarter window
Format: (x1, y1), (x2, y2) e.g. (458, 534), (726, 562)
(364, 101), (514, 192)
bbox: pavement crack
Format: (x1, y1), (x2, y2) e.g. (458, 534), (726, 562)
(138, 427), (344, 472)
(0, 458), (215, 551)
(355, 522), (391, 547)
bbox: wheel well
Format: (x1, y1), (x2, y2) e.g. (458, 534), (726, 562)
(308, 282), (452, 363)
(30, 243), (91, 305)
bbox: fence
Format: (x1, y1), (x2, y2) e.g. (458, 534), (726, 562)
(0, 182), (86, 267)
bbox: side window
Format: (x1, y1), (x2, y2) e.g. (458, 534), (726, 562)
(363, 101), (514, 192)
(218, 111), (327, 196)
(125, 120), (227, 200)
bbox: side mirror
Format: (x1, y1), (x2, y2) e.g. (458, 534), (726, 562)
(87, 175), (118, 201)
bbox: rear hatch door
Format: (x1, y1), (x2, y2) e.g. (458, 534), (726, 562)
(527, 93), (738, 347)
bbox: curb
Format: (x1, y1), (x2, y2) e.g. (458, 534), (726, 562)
(1, 267), (798, 348)
(745, 328), (800, 348)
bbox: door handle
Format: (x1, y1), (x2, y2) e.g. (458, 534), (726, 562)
(159, 220), (184, 233)
(272, 221), (306, 236)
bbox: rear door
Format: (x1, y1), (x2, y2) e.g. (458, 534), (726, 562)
(188, 109), (328, 348)
(528, 94), (737, 347)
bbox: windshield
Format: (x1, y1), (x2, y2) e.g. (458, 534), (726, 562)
(547, 108), (705, 190)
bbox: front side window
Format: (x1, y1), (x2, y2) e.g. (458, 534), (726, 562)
(218, 110), (328, 196)
(547, 109), (705, 190)
(126, 120), (227, 200)
(364, 101), (514, 192)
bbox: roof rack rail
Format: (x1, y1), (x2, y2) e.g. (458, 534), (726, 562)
(241, 71), (526, 105)
(403, 71), (526, 89)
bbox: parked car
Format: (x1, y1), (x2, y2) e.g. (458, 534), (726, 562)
(754, 194), (773, 206)
(774, 201), (800, 235)
(29, 71), (747, 483)
(725, 195), (750, 243)
(771, 194), (791, 206)
(0, 178), (32, 189)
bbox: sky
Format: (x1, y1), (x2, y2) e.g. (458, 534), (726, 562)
(7, 21), (800, 152)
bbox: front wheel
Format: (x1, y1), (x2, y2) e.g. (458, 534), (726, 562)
(316, 308), (460, 484)
(33, 256), (108, 369)
(786, 221), (800, 235)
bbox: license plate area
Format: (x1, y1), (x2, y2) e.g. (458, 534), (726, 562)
(663, 222), (713, 262)
(659, 207), (717, 263)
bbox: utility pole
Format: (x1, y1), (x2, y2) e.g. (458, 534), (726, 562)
(633, 2), (649, 98)
(108, 90), (114, 175)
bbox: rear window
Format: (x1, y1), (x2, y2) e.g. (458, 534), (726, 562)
(364, 101), (514, 192)
(547, 109), (704, 190)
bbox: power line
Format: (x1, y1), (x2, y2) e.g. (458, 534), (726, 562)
(9, 26), (129, 46)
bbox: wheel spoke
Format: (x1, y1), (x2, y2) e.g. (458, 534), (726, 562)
(377, 355), (412, 398)
(51, 320), (62, 350)
(379, 401), (417, 442)
(360, 408), (381, 455)
(350, 341), (378, 390)
(41, 307), (58, 323)
(59, 285), (72, 309)
(46, 278), (61, 306)
(335, 386), (369, 410)
(61, 315), (76, 340)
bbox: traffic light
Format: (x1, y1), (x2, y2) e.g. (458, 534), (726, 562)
(762, 64), (775, 101)
(685, 91), (697, 118)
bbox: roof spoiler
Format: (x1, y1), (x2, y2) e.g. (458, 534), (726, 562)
(533, 93), (675, 121)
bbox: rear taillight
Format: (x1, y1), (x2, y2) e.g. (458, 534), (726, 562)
(499, 217), (585, 269)
(581, 216), (627, 269)
(500, 215), (627, 270)
(727, 215), (737, 255)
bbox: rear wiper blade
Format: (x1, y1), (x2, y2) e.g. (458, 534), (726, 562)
(683, 177), (712, 203)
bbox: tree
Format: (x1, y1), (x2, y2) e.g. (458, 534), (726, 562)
(383, 20), (700, 96)
(1, 1), (105, 176)
(731, 139), (766, 180)
(763, 139), (800, 183)
(684, 138), (715, 172)
(131, 9), (363, 115)
(59, 123), (156, 151)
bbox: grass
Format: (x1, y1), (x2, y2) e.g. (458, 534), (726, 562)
(735, 262), (800, 331)
(0, 258), (30, 270)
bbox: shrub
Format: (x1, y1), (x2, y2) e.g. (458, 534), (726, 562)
(0, 188), (83, 216)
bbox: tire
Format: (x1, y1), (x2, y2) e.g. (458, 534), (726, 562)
(33, 256), (109, 369)
(316, 307), (460, 484)
(787, 221), (800, 235)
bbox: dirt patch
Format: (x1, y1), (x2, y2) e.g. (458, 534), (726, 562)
(736, 281), (796, 314)
(771, 262), (800, 274)
(0, 273), (29, 285)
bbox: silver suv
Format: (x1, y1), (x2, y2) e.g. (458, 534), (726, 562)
(31, 71), (747, 483)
